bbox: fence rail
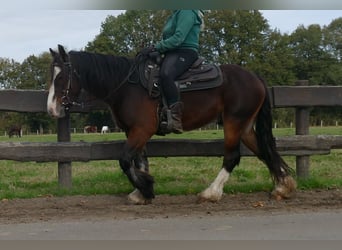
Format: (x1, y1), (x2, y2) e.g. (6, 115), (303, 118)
(1, 84), (342, 187)
(0, 135), (341, 162)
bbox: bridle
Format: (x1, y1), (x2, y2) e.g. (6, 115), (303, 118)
(54, 61), (81, 112)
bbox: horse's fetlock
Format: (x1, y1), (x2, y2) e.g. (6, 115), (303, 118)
(272, 175), (297, 200)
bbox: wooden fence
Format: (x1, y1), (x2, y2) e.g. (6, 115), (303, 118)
(0, 82), (342, 188)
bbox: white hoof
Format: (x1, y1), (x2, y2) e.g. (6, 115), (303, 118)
(197, 188), (223, 203)
(127, 189), (152, 205)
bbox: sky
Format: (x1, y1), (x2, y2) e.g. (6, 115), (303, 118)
(0, 10), (341, 63)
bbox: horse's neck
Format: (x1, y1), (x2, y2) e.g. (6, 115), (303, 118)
(72, 54), (133, 99)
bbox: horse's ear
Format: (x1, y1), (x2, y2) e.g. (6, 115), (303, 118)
(58, 44), (69, 62)
(49, 48), (57, 57)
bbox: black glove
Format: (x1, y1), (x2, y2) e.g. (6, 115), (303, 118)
(140, 45), (155, 56)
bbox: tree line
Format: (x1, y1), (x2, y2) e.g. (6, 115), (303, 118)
(0, 10), (341, 134)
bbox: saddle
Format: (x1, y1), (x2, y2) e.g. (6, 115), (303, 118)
(136, 52), (223, 135)
(137, 52), (223, 98)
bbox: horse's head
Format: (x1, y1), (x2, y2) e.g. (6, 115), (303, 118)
(47, 44), (81, 118)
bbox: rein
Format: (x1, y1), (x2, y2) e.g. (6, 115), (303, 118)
(102, 53), (143, 101)
(102, 66), (135, 102)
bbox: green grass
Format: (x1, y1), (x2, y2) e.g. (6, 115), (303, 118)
(0, 127), (341, 199)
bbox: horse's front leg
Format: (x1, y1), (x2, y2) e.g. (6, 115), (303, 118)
(127, 149), (152, 205)
(119, 143), (155, 205)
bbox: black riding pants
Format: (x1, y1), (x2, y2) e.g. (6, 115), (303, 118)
(160, 49), (198, 106)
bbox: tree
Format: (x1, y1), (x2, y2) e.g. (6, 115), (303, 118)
(17, 53), (51, 90)
(289, 24), (334, 84)
(324, 17), (342, 61)
(86, 10), (169, 56)
(322, 17), (342, 85)
(255, 31), (296, 85)
(0, 58), (21, 89)
(200, 10), (270, 67)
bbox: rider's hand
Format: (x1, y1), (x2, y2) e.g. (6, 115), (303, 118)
(140, 45), (155, 56)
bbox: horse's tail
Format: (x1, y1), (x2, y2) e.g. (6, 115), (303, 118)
(255, 77), (293, 182)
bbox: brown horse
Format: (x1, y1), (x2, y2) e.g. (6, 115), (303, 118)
(8, 125), (22, 138)
(47, 45), (296, 205)
(84, 125), (98, 133)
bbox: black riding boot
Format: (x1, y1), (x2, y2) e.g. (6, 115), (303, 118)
(169, 102), (183, 134)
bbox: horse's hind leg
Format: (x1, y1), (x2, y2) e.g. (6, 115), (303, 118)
(198, 120), (242, 203)
(241, 126), (259, 156)
(242, 125), (297, 200)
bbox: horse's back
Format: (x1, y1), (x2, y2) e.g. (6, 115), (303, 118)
(220, 64), (263, 85)
(219, 64), (266, 101)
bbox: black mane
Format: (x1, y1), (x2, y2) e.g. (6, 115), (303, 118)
(69, 51), (133, 97)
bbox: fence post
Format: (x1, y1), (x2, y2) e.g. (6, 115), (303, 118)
(57, 113), (72, 188)
(295, 80), (310, 178)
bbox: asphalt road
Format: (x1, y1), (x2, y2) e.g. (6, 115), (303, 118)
(0, 210), (341, 240)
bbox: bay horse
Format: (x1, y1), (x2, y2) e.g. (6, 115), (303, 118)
(8, 125), (22, 138)
(47, 45), (296, 205)
(84, 125), (97, 133)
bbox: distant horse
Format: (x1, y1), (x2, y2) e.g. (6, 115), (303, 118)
(101, 126), (109, 134)
(47, 45), (296, 205)
(8, 125), (22, 138)
(84, 125), (97, 133)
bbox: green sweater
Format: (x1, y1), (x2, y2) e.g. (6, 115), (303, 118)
(155, 10), (202, 53)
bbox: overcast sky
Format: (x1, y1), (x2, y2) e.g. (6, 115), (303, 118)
(0, 10), (341, 62)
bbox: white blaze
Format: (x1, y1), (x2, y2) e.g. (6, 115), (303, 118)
(47, 66), (61, 117)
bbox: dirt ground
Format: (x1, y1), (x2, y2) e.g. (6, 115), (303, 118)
(0, 189), (341, 224)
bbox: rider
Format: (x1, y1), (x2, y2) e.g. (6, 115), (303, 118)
(144, 10), (204, 133)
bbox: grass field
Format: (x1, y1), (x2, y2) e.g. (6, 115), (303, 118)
(0, 127), (341, 199)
